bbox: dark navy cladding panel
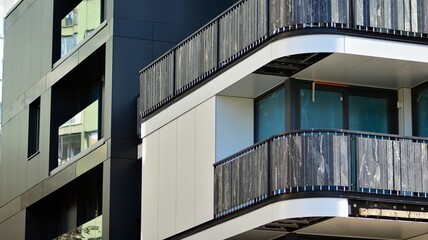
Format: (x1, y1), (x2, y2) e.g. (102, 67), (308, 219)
(111, 37), (153, 139)
(114, 18), (154, 40)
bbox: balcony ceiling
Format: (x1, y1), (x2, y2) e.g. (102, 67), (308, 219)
(218, 52), (428, 99)
(228, 217), (428, 240)
(293, 53), (428, 89)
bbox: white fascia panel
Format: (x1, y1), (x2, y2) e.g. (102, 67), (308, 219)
(271, 34), (346, 60)
(344, 36), (428, 63)
(271, 197), (349, 220)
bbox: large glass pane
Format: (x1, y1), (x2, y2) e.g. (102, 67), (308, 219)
(58, 100), (99, 166)
(61, 0), (102, 57)
(416, 88), (428, 137)
(300, 89), (343, 129)
(349, 95), (388, 133)
(255, 87), (286, 142)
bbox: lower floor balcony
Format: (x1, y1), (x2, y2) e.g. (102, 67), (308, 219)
(214, 129), (428, 218)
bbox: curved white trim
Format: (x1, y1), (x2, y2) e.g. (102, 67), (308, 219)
(185, 197), (348, 240)
(141, 34), (428, 138)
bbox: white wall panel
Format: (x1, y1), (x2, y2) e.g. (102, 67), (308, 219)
(195, 97), (216, 225)
(141, 131), (159, 240)
(216, 96), (253, 161)
(176, 109), (196, 232)
(158, 120), (177, 239)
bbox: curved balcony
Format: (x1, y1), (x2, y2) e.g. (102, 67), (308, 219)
(214, 129), (428, 217)
(139, 0), (428, 119)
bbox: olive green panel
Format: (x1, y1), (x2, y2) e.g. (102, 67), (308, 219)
(42, 163), (76, 197)
(0, 196), (20, 224)
(29, 0), (45, 87)
(24, 76), (46, 109)
(102, 159), (111, 240)
(2, 20), (13, 108)
(21, 183), (43, 210)
(11, 17), (23, 107)
(76, 143), (108, 177)
(16, 111), (28, 196)
(103, 38), (113, 140)
(0, 122), (11, 205)
(5, 0), (26, 30)
(2, 17), (20, 108)
(0, 210), (25, 240)
(26, 153), (40, 191)
(46, 51), (79, 88)
(40, 0), (53, 77)
(78, 23), (110, 63)
(38, 89), (51, 182)
(0, 118), (20, 205)
(3, 0), (53, 109)
(20, 8), (31, 97)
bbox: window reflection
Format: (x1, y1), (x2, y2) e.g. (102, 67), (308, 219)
(61, 0), (102, 57)
(300, 89), (343, 129)
(53, 215), (102, 240)
(58, 100), (99, 166)
(255, 87), (286, 142)
(416, 88), (428, 137)
(349, 95), (388, 133)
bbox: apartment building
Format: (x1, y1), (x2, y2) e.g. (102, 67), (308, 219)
(139, 0), (428, 239)
(0, 0), (236, 239)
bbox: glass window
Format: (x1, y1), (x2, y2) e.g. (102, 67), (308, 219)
(349, 95), (388, 133)
(415, 87), (428, 137)
(300, 89), (343, 129)
(255, 87), (285, 142)
(58, 100), (99, 166)
(60, 0), (102, 57)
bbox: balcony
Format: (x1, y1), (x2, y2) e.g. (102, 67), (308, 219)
(139, 0), (428, 119)
(214, 129), (428, 217)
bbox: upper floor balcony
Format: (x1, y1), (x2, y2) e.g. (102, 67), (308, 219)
(214, 129), (428, 217)
(139, 0), (428, 120)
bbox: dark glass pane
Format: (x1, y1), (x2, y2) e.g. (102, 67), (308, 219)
(255, 87), (285, 141)
(349, 95), (388, 133)
(417, 88), (428, 137)
(300, 89), (343, 129)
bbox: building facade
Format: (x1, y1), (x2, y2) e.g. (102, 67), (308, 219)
(139, 0), (428, 239)
(0, 0), (236, 239)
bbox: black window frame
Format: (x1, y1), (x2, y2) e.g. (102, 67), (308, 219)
(253, 78), (398, 143)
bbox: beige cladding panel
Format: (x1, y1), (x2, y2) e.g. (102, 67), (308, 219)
(195, 98), (216, 225)
(158, 120), (177, 239)
(142, 98), (216, 239)
(141, 131), (160, 240)
(176, 109), (196, 232)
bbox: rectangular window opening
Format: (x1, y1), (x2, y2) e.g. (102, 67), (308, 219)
(28, 98), (41, 158)
(54, 0), (104, 62)
(58, 100), (100, 167)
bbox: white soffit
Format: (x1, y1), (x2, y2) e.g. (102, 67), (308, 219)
(186, 198), (348, 240)
(294, 53), (428, 89)
(297, 217), (428, 240)
(218, 73), (286, 98)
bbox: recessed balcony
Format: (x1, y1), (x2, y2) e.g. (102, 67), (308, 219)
(214, 129), (428, 217)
